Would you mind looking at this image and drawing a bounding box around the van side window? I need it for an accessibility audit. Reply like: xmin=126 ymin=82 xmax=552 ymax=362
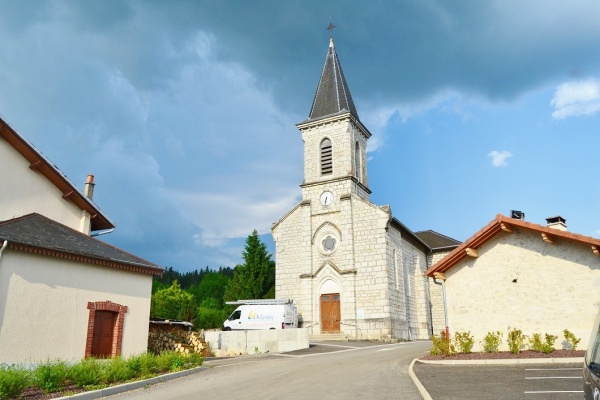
xmin=229 ymin=310 xmax=241 ymax=321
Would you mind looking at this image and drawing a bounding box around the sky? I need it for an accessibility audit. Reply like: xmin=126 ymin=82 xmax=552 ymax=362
xmin=1 ymin=1 xmax=599 ymax=272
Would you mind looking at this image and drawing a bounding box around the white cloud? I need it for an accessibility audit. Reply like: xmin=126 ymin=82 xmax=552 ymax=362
xmin=551 ymin=79 xmax=600 ymax=119
xmin=488 ymin=150 xmax=512 ymax=167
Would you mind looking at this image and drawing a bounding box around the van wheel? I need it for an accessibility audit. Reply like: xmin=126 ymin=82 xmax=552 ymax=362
xmin=222 ymin=327 xmax=231 ymax=331
xmin=270 ymin=328 xmax=276 ymax=330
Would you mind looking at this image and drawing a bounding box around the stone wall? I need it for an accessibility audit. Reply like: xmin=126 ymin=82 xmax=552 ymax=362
xmin=444 ymin=227 xmax=600 ymax=351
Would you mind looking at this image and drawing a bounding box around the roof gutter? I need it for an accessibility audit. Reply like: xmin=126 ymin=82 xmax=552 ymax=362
xmin=0 ymin=240 xmax=8 ymax=263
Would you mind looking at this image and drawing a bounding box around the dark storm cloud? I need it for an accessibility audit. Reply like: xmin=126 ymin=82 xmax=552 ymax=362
xmin=150 ymin=1 xmax=600 ymax=107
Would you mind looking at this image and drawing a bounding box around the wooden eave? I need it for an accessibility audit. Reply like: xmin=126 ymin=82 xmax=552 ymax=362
xmin=425 ymin=214 xmax=600 ymax=277
xmin=0 ymin=119 xmax=113 ymax=231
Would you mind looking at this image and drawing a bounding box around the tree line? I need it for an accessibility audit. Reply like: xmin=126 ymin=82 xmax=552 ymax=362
xmin=150 ymin=230 xmax=275 ymax=329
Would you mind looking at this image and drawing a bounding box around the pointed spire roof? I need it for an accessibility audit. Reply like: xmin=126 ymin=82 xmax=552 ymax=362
xmin=308 ymin=38 xmax=359 ymax=121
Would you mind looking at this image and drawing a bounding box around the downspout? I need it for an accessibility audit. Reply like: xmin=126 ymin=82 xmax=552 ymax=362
xmin=0 ymin=240 xmax=8 ymax=336
xmin=0 ymin=240 xmax=7 ymax=262
xmin=426 ymin=249 xmax=433 ymax=338
xmin=432 ymin=274 xmax=449 ymax=343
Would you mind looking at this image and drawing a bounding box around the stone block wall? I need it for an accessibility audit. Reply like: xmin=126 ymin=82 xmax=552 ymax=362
xmin=445 ymin=228 xmax=600 ymax=351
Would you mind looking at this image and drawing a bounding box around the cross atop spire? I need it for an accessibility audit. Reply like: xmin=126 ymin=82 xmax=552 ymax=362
xmin=326 ymin=19 xmax=335 ymax=39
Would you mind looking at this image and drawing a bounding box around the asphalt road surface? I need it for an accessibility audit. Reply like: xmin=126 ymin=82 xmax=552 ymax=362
xmin=106 ymin=340 xmax=430 ymax=400
xmin=414 ymin=361 xmax=584 ymax=400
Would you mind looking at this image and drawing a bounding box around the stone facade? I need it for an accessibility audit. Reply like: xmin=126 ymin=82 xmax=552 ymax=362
xmin=435 ymin=224 xmax=600 ymax=351
xmin=272 ymin=38 xmax=458 ymax=341
xmin=273 ymin=112 xmax=433 ymax=340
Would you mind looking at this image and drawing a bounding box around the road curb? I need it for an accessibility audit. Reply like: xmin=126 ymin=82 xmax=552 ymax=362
xmin=56 ymin=366 xmax=206 ymax=400
xmin=416 ymin=356 xmax=583 ymax=365
xmin=409 ymin=358 xmax=433 ymax=400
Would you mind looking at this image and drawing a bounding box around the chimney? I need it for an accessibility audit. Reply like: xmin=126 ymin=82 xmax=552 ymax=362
xmin=84 ymin=174 xmax=95 ymax=200
xmin=510 ymin=210 xmax=525 ymax=220
xmin=545 ymin=216 xmax=567 ymax=231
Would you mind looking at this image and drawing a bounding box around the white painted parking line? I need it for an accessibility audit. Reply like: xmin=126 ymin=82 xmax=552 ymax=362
xmin=525 ymin=368 xmax=581 ymax=371
xmin=524 ymin=391 xmax=583 ymax=394
xmin=311 ymin=343 xmax=360 ymax=349
xmin=525 ymin=376 xmax=581 ymax=379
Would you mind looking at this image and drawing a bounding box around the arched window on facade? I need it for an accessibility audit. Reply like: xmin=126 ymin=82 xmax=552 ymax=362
xmin=321 ymin=138 xmax=333 ymax=175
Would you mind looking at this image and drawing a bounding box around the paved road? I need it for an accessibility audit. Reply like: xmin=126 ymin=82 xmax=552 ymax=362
xmin=414 ymin=361 xmax=584 ymax=400
xmin=107 ymin=341 xmax=430 ymax=400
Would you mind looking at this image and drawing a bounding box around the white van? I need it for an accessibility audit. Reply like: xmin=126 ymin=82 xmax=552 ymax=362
xmin=222 ymin=299 xmax=297 ymax=331
xmin=584 ymin=307 xmax=600 ymax=399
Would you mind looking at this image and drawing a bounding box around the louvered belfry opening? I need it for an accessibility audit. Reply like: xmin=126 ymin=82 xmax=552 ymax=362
xmin=321 ymin=138 xmax=333 ymax=175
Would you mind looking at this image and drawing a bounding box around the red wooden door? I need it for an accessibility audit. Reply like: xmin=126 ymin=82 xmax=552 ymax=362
xmin=91 ymin=311 xmax=116 ymax=358
xmin=320 ymin=293 xmax=341 ymax=333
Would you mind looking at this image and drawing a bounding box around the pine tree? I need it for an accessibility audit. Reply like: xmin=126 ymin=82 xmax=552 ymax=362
xmin=224 ymin=230 xmax=275 ymax=301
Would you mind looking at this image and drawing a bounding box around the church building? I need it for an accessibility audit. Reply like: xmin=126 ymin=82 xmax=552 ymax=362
xmin=272 ymin=36 xmax=460 ymax=340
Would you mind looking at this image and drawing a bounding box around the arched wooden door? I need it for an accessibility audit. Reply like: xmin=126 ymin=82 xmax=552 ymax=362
xmin=320 ymin=293 xmax=340 ymax=333
xmin=91 ymin=310 xmax=116 ymax=358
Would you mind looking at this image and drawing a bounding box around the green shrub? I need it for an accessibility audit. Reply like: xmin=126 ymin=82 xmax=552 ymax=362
xmin=125 ymin=355 xmax=143 ymax=379
xmin=33 ymin=360 xmax=68 ymax=393
xmin=139 ymin=353 xmax=160 ymax=376
xmin=104 ymin=357 xmax=133 ymax=384
xmin=563 ymin=329 xmax=581 ymax=350
xmin=530 ymin=333 xmax=557 ymax=354
xmin=154 ymin=351 xmax=181 ymax=372
xmin=507 ymin=327 xmax=527 ymax=355
xmin=0 ymin=365 xmax=30 ymax=400
xmin=530 ymin=333 xmax=543 ymax=352
xmin=184 ymin=352 xmax=204 ymax=368
xmin=430 ymin=331 xmax=455 ymax=357
xmin=68 ymin=358 xmax=105 ymax=388
xmin=482 ymin=331 xmax=503 ymax=353
xmin=454 ymin=331 xmax=475 ymax=354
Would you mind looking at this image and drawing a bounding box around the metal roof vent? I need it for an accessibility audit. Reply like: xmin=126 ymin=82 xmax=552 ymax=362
xmin=510 ymin=210 xmax=525 ymax=220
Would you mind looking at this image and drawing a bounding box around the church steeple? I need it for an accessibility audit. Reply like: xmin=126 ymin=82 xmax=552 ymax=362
xmin=297 ymin=33 xmax=372 ymax=202
xmin=308 ymin=38 xmax=359 ymax=121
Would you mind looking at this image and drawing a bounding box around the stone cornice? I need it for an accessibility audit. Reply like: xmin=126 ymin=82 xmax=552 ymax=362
xmin=301 ymin=175 xmax=372 ymax=195
xmin=296 ymin=111 xmax=371 ymax=139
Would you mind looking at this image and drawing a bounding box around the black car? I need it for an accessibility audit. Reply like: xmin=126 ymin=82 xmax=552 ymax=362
xmin=584 ymin=309 xmax=600 ymax=400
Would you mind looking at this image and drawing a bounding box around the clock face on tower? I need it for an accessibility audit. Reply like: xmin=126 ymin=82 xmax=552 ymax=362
xmin=320 ymin=191 xmax=334 ymax=206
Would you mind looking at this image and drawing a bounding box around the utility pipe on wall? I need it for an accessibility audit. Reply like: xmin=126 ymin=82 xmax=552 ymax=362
xmin=432 ymin=273 xmax=449 ymax=341
xmin=0 ymin=240 xmax=8 ymax=262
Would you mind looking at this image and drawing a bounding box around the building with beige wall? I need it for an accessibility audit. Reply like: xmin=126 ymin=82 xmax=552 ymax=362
xmin=425 ymin=213 xmax=600 ymax=351
xmin=0 ymin=118 xmax=162 ymax=364
xmin=272 ymin=37 xmax=460 ymax=340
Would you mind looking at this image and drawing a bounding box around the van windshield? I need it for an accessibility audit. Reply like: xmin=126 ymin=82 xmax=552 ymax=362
xmin=229 ymin=310 xmax=241 ymax=321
